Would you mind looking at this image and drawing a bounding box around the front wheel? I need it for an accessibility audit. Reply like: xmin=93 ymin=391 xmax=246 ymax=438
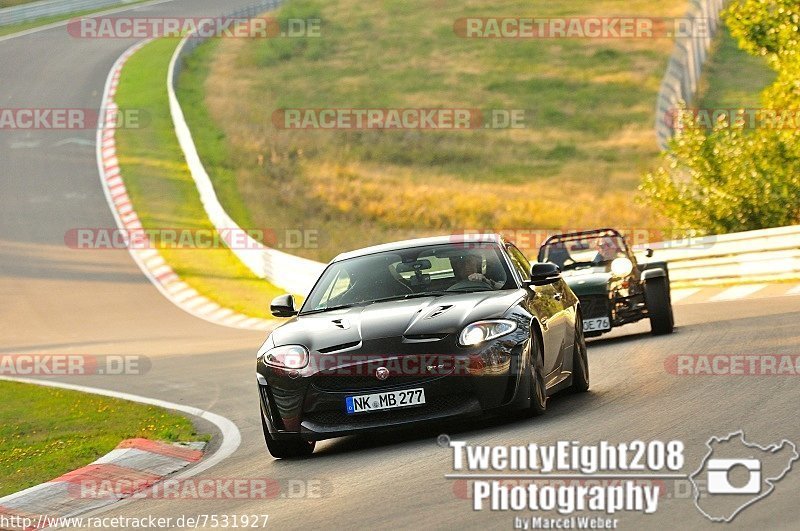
xmin=571 ymin=317 xmax=590 ymax=392
xmin=261 ymin=406 xmax=315 ymax=459
xmin=645 ymin=277 xmax=674 ymax=335
xmin=527 ymin=334 xmax=547 ymax=416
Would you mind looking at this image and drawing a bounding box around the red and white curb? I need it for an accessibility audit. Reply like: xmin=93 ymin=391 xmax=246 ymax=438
xmin=96 ymin=40 xmax=274 ymax=332
xmin=0 ymin=376 xmax=241 ymax=530
xmin=0 ymin=438 xmax=204 ymax=530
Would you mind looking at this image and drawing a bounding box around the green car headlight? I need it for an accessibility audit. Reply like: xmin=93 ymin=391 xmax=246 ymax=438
xmin=610 ymin=257 xmax=633 ymax=277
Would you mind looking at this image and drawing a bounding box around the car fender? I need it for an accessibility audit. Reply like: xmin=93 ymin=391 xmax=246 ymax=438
xmin=641 ymin=268 xmax=667 ymax=281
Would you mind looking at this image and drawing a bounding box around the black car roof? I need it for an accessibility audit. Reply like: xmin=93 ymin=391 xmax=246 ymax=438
xmin=332 ymin=234 xmax=506 ymax=262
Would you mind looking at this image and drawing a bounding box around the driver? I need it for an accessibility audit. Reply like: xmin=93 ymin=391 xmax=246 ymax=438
xmin=593 ymin=236 xmax=622 ymax=263
xmin=451 ymin=252 xmax=503 ymax=289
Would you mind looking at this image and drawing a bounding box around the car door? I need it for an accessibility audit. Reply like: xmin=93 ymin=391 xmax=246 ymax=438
xmin=504 ymin=243 xmax=567 ymax=376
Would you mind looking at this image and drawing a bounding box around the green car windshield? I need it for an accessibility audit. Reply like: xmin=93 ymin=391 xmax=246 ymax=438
xmin=540 ymin=233 xmax=628 ymax=271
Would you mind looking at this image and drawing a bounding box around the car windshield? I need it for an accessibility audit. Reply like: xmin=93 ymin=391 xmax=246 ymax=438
xmin=539 ymin=233 xmax=628 ymax=271
xmin=300 ymin=242 xmax=514 ymax=314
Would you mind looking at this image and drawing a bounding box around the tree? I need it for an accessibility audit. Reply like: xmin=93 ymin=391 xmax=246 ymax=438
xmin=640 ymin=0 xmax=800 ymax=234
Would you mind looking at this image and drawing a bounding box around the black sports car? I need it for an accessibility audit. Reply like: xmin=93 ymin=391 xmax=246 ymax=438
xmin=256 ymin=234 xmax=589 ymax=458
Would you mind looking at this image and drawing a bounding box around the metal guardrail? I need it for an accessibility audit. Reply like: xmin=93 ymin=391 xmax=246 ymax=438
xmin=167 ymin=0 xmax=798 ymax=293
xmin=654 ymin=0 xmax=726 ymax=149
xmin=635 ymin=225 xmax=800 ymax=285
xmin=170 ymin=0 xmax=282 ymax=75
xmin=0 ymin=0 xmax=132 ymax=26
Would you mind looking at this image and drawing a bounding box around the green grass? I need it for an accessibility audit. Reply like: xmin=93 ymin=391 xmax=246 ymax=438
xmin=0 ymin=1 xmax=150 ymax=37
xmin=697 ymin=25 xmax=775 ymax=109
xmin=0 ymin=381 xmax=200 ymax=497
xmin=114 ymin=38 xmax=285 ymax=318
xmin=179 ymin=0 xmax=691 ymax=260
xmin=178 ymin=39 xmax=255 ymax=231
xmin=0 ymin=0 xmax=43 ymax=6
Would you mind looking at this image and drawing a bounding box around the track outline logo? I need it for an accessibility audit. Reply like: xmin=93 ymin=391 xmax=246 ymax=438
xmin=689 ymin=430 xmax=799 ymax=522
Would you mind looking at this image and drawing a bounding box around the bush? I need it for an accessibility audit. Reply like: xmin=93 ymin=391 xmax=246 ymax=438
xmin=640 ymin=0 xmax=800 ymax=233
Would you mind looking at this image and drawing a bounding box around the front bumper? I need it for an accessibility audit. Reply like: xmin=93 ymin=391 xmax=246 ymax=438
xmin=257 ymin=334 xmax=529 ymax=441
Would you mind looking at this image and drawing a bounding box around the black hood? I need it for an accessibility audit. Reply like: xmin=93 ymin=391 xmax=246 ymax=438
xmin=271 ymin=290 xmax=525 ymax=352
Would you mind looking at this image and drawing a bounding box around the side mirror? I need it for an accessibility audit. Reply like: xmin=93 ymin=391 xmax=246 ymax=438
xmin=527 ymin=262 xmax=561 ymax=286
xmin=270 ymin=294 xmax=297 ymax=318
xmin=645 ymin=248 xmax=654 ymax=258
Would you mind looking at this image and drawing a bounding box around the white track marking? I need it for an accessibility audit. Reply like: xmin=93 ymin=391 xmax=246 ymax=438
xmin=709 ymin=284 xmax=769 ymax=302
xmin=785 ymin=284 xmax=800 ymax=296
xmin=670 ymin=288 xmax=701 ymax=304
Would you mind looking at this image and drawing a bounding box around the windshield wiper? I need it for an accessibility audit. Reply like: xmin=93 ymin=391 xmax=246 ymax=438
xmin=304 ymin=291 xmax=461 ymax=314
xmin=365 ymin=291 xmax=451 ymax=305
xmin=300 ymin=304 xmax=356 ymax=315
xmin=404 ymin=290 xmax=450 ymax=298
xmin=446 ymin=286 xmax=493 ymax=292
xmin=562 ymin=261 xmax=595 ymax=271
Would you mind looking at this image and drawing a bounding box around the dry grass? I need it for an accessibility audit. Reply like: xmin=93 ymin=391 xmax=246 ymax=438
xmin=181 ymin=0 xmax=690 ymax=259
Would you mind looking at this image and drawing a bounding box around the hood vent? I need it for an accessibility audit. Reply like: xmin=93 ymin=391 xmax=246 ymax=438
xmin=425 ymin=305 xmax=453 ymax=319
xmin=403 ymin=333 xmax=448 ymax=342
xmin=318 ymin=341 xmax=360 ymax=354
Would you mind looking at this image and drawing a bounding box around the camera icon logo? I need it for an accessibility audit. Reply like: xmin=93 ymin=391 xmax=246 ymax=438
xmin=706 ymin=458 xmax=761 ymax=494
xmin=690 ymin=431 xmax=799 ymax=522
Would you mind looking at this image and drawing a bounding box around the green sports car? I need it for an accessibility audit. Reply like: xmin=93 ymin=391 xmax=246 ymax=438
xmin=537 ymin=228 xmax=674 ymax=337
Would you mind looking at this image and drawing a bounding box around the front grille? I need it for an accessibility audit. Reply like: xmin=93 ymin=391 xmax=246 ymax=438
xmin=303 ymin=392 xmax=472 ymax=427
xmin=403 ymin=333 xmax=449 ymax=340
xmin=579 ymin=295 xmax=609 ymax=319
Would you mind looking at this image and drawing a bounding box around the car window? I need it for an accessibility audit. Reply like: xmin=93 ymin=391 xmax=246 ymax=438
xmin=327 ymin=270 xmax=351 ymax=302
xmin=393 ymin=254 xmax=453 ymax=281
xmin=300 ymin=242 xmax=515 ymax=313
xmin=540 ymin=232 xmax=629 ymax=270
xmin=505 ymin=244 xmax=530 ymax=281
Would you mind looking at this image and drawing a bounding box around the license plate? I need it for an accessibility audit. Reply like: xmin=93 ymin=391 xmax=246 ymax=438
xmin=583 ymin=317 xmax=611 ymax=332
xmin=346 ymin=388 xmax=425 ymax=414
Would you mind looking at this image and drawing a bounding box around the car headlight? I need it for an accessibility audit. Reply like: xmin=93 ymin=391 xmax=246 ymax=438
xmin=260 ymin=344 xmax=309 ymax=369
xmin=610 ymin=257 xmax=633 ymax=277
xmin=459 ymin=320 xmax=517 ymax=346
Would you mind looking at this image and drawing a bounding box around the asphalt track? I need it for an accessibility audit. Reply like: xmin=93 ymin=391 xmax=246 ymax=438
xmin=1 ymin=2 xmax=799 ymax=529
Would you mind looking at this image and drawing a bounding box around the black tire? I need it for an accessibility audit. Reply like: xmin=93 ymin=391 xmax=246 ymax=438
xmin=571 ymin=316 xmax=590 ymax=392
xmin=645 ymin=276 xmax=674 ymax=335
xmin=261 ymin=407 xmax=315 ymax=459
xmin=527 ymin=334 xmax=547 ymax=416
